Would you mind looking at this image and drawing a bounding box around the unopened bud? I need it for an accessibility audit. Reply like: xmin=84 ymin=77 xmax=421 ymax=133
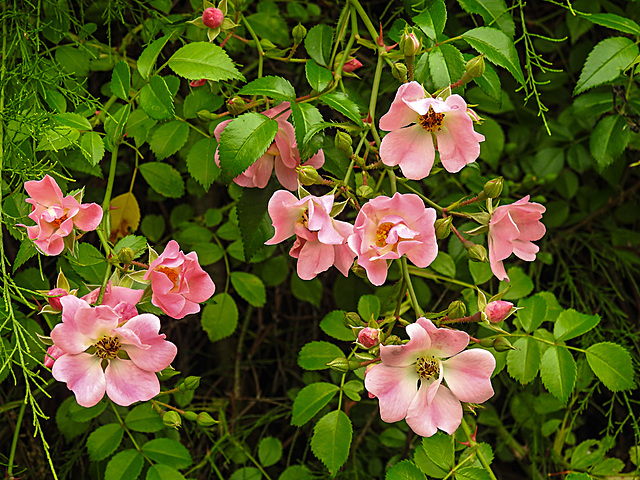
xmin=327 ymin=357 xmax=360 ymax=373
xmin=183 ymin=411 xmax=198 ymax=421
xmin=196 ymin=412 xmax=217 ymax=427
xmin=357 ymin=185 xmax=374 ymax=198
xmin=434 ymin=217 xmax=452 ymax=239
xmin=298 ymin=165 xmax=321 ymax=186
xmin=467 ymin=244 xmax=488 ymax=263
xmin=162 ymin=411 xmax=182 ymax=429
xmin=227 ymin=96 xmax=246 ymax=115
xmin=202 ymin=7 xmax=225 ymax=29
xmin=483 ymin=177 xmax=503 ymax=199
xmin=384 ymin=335 xmax=402 ymax=345
xmin=399 ymin=31 xmax=420 ymax=57
xmin=182 ymin=376 xmax=201 ymax=391
xmin=117 ymin=247 xmax=135 ymax=265
xmin=260 ymin=39 xmax=276 ymax=51
xmin=447 ymin=300 xmax=466 ymax=320
xmin=334 ymin=131 xmax=353 ymax=155
xmin=190 ymin=79 xmax=207 ymax=87
xmin=292 ymin=24 xmax=307 ymax=44
xmin=344 ymin=312 xmax=364 ymax=328
xmin=351 ymin=261 xmax=367 ymax=279
xmin=357 ymin=327 xmax=380 ymax=349
xmin=46 ymin=288 xmax=68 ymax=311
xmin=197 ymin=110 xmax=216 ymax=121
xmin=342 ymin=58 xmax=363 ymax=73
xmin=44 ymin=345 xmax=64 ymax=369
xmin=465 ymin=55 xmax=485 ymax=78
xmin=391 ymin=62 xmax=408 ymax=82
xmin=493 ymin=336 xmax=516 ymax=352
xmin=484 ymin=300 xmax=514 ymax=323
xmin=479 ymin=337 xmax=494 ymax=348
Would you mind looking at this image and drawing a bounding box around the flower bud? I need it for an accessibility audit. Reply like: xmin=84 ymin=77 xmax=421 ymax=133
xmin=182 ymin=376 xmax=201 ymax=391
xmin=483 ymin=177 xmax=504 ymax=199
xmin=384 ymin=335 xmax=402 ymax=345
xmin=202 ymin=7 xmax=225 ymax=29
xmin=447 ymin=300 xmax=466 ymax=320
xmin=399 ymin=32 xmax=420 ymax=57
xmin=351 ymin=261 xmax=367 ymax=279
xmin=479 ymin=337 xmax=494 ymax=348
xmin=162 ymin=411 xmax=182 ymax=429
xmin=484 ymin=300 xmax=514 ymax=323
xmin=292 ymin=23 xmax=307 ymax=44
xmin=467 ymin=244 xmax=488 ymax=263
xmin=391 ymin=62 xmax=408 ymax=82
xmin=356 ymin=185 xmax=374 ymax=198
xmin=260 ymin=39 xmax=276 ymax=51
xmin=190 ymin=79 xmax=207 ymax=87
xmin=344 ymin=311 xmax=364 ymax=328
xmin=183 ymin=411 xmax=198 ymax=421
xmin=343 ymin=58 xmax=363 ymax=73
xmin=434 ymin=217 xmax=452 ymax=240
xmin=46 ymin=288 xmax=68 ymax=311
xmin=227 ymin=96 xmax=246 ymax=116
xmin=197 ymin=110 xmax=216 ymax=121
xmin=334 ymin=130 xmax=353 ymax=156
xmin=465 ymin=54 xmax=485 ymax=78
xmin=357 ymin=327 xmax=380 ymax=349
xmin=196 ymin=412 xmax=217 ymax=427
xmin=117 ymin=247 xmax=135 ymax=265
xmin=327 ymin=357 xmax=351 ymax=373
xmin=298 ymin=165 xmax=321 ymax=186
xmin=44 ymin=345 xmax=64 ymax=368
xmin=492 ymin=336 xmax=516 ymax=352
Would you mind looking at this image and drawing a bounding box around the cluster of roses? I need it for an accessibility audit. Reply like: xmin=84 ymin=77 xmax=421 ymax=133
xmin=22 ymin=175 xmax=215 ymax=407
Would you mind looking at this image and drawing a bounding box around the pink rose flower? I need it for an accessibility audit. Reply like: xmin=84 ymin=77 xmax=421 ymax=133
xmin=488 ymin=195 xmax=546 ymax=282
xmin=265 ymin=190 xmax=355 ymax=280
xmin=365 ymin=318 xmax=495 ymax=437
xmin=379 ymin=82 xmax=485 ymax=180
xmin=22 ymin=175 xmax=103 ymax=256
xmin=347 ymin=192 xmax=438 ymax=286
xmin=143 ymin=240 xmax=215 ymax=319
xmin=50 ymin=296 xmax=177 ymax=407
xmin=484 ymin=300 xmax=514 ymax=323
xmin=215 ymin=102 xmax=325 ymax=190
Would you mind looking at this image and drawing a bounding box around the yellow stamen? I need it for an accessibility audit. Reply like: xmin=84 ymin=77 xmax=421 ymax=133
xmin=416 ymin=356 xmax=439 ymax=380
xmin=417 ymin=106 xmax=445 ymax=132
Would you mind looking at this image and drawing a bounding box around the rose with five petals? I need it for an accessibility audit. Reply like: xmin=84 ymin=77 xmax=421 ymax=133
xmin=144 ymin=240 xmax=215 ymax=319
xmin=347 ymin=192 xmax=438 ymax=286
xmin=365 ymin=317 xmax=495 ymax=437
xmin=379 ymin=82 xmax=484 ymax=180
xmin=22 ymin=175 xmax=103 ymax=256
xmin=488 ymin=195 xmax=546 ymax=282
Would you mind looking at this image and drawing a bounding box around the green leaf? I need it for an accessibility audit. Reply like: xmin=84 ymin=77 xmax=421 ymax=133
xmin=183 ymin=89 xmax=223 ymax=119
xmin=105 ymin=449 xmax=144 ymax=480
xmin=111 ymin=61 xmax=131 ymax=100
xmin=571 ymin=440 xmax=602 ymax=470
xmin=553 ymin=309 xmax=600 ymax=341
xmin=457 ymin=0 xmax=515 ymax=37
xmin=291 ymin=273 xmax=322 ymax=307
xmin=311 ymin=410 xmax=352 ymax=474
xmin=229 ymin=467 xmax=261 ymax=480
xmin=150 ymin=121 xmax=190 ymax=160
xmin=201 ymin=293 xmax=239 ymax=342
xmin=231 ymin=272 xmax=266 ymax=307
xmin=358 ymin=295 xmax=380 ymax=322
xmin=430 ymin=251 xmax=456 ymax=277
xmin=55 ymin=45 xmax=90 ymax=76
xmin=186 ymin=137 xmax=220 ymax=192
xmin=472 ymin=60 xmax=501 ymax=102
xmin=86 ymin=423 xmax=123 ymax=461
xmin=141 ymin=438 xmax=192 ymax=469
xmin=138 ymin=34 xmax=172 ymax=80
xmin=590 ymin=457 xmax=625 ymax=476
xmin=298 ymin=341 xmax=344 ymax=370
xmin=462 ymin=27 xmax=524 ymax=85
xmin=499 ymin=267 xmax=534 ymax=300
xmin=80 ymin=132 xmax=105 ymax=166
xmin=126 ymin=108 xmax=157 ymax=146
xmin=589 ymin=115 xmax=631 ymax=169
xmin=320 ymin=92 xmax=363 ymax=126
xmin=125 ymin=403 xmax=164 ymax=433
xmin=37 ymin=126 xmax=80 ymax=151
xmin=192 ymin=243 xmax=224 ymax=266
xmin=56 ymin=397 xmax=89 ymax=441
xmin=67 ymin=398 xmax=107 ymax=422
xmin=146 ymin=464 xmax=187 ymax=480
xmin=585 ymin=342 xmax=636 ymax=391
xmin=292 ymin=382 xmax=340 ymax=426
xmin=289 ymin=102 xmax=324 ymax=160
xmin=429 ymin=44 xmax=465 ymax=91
xmin=413 ymin=2 xmax=447 ymax=40
xmin=70 ymin=243 xmax=108 ymax=284
xmin=476 ymin=114 xmax=504 ymax=168
xmin=305 ymin=59 xmax=333 ymax=92
xmin=468 ymin=260 xmax=493 ymax=285
xmin=517 ymin=294 xmax=547 ymax=333
xmin=54 ymin=112 xmax=92 ymax=130
xmin=455 ymin=467 xmax=492 ymax=480
xmin=420 ymin=433 xmax=455 ymax=472
xmin=305 ymin=24 xmax=334 ymax=67
xmin=239 ymin=76 xmax=295 ymax=100
xmin=13 ymin=241 xmax=37 ymax=273
xmin=140 ymin=76 xmax=175 ymax=121
xmin=168 ymin=42 xmax=244 ymax=82
xmin=258 ymin=437 xmax=282 ymax=467
xmin=575 ymin=37 xmax=639 ymax=95
xmin=540 ymin=345 xmax=576 ymax=404
xmin=236 ymin=179 xmax=278 ymax=261
xmin=104 ymin=104 xmax=131 ymax=150
xmin=580 ymin=12 xmax=640 ymax=37
xmin=320 ymin=310 xmax=354 ymax=341
xmin=386 ymin=459 xmax=426 ymax=480
xmin=507 ymin=336 xmax=540 ymax=384
xmin=278 ymin=465 xmax=312 ymax=480
xmin=218 ymin=112 xmax=279 ymax=183
xmin=139 ymin=162 xmax=185 ymax=198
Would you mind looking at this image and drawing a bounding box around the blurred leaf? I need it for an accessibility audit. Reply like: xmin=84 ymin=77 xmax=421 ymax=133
xmin=574 ymin=37 xmax=638 ymax=95
xmin=168 ymin=42 xmax=244 ymax=81
xmin=111 ymin=61 xmax=131 ymax=100
xmin=236 ymin=179 xmax=278 ymax=261
xmin=579 ymin=12 xmax=640 ymax=35
xmin=589 ymin=115 xmax=630 ymax=169
xmin=201 ymin=293 xmax=239 ymax=343
xmin=462 ymin=27 xmax=524 ymax=85
xmin=291 ymin=273 xmax=322 ymax=307
xmin=298 ymin=341 xmax=344 ymax=370
xmin=146 ymin=464 xmax=187 ymax=480
xmin=258 ymin=437 xmax=282 ymax=467
xmin=139 ymin=162 xmax=185 ymax=198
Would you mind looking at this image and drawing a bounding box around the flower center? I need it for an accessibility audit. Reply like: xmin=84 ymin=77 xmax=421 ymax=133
xmin=416 ymin=356 xmax=440 ymax=380
xmin=51 ymin=214 xmax=69 ymax=229
xmin=94 ymin=335 xmax=121 ymax=359
xmin=299 ymin=208 xmax=309 ymax=228
xmin=376 ymin=222 xmax=394 ymax=247
xmin=157 ymin=266 xmax=180 ymax=288
xmin=418 ymin=106 xmax=444 ymax=132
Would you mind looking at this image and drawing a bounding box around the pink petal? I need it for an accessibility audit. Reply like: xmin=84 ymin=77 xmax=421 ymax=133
xmin=181 ymin=254 xmax=215 ymax=303
xmin=118 ymin=314 xmax=177 ymax=371
xmin=442 ymin=349 xmax=496 ymax=403
xmin=489 ymin=256 xmax=509 ymax=282
xmin=512 ymin=239 xmax=539 ymax=261
xmin=265 ymin=190 xmax=304 ymax=244
xmin=296 ymin=239 xmax=335 ymax=280
xmin=24 ymin=175 xmax=64 ymax=207
xmin=380 ymin=321 xmax=432 ymax=367
xmin=379 ymin=82 xmax=426 ymax=131
xmin=417 ymin=318 xmax=469 ymax=358
xmin=104 ymin=359 xmax=160 ymax=406
xmin=364 ymin=363 xmax=418 ymax=423
xmin=52 ymin=353 xmax=106 ymax=407
xmin=73 ymin=203 xmax=103 ymax=231
xmin=380 ymin=125 xmax=436 ymax=180
xmin=273 ymin=155 xmax=299 ymax=190
xmin=406 ymin=383 xmax=463 ymax=436
xmin=235 ymin=155 xmax=274 ymax=188
xmin=435 ymin=96 xmax=484 ymax=173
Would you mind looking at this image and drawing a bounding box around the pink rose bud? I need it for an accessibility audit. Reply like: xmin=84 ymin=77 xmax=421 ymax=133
xmin=46 ymin=288 xmax=68 ymax=311
xmin=484 ymin=300 xmax=514 ymax=323
xmin=357 ymin=327 xmax=380 ymax=349
xmin=343 ymin=58 xmax=363 ymax=73
xmin=189 ymin=79 xmax=207 ymax=87
xmin=44 ymin=345 xmax=64 ymax=369
xmin=400 ymin=32 xmax=420 ymax=57
xmin=202 ymin=7 xmax=224 ymax=29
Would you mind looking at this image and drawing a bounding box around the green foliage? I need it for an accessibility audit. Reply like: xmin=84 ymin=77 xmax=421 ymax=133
xmin=310 ymin=410 xmax=352 ymax=474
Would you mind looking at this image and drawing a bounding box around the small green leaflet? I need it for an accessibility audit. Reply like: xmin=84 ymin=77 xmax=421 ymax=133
xmin=413 ymin=1 xmax=447 ymax=41
xmin=140 ymin=76 xmax=174 ymax=121
xmin=168 ymin=42 xmax=245 ymax=82
xmin=230 ymin=272 xmax=266 ymax=307
xmin=579 ymin=12 xmax=640 ymax=36
xmin=506 ymin=336 xmax=540 ymax=384
xmin=138 ymin=34 xmax=172 ymax=80
xmin=80 ymin=132 xmax=105 ymax=166
xmin=141 ymin=438 xmax=193 ymax=469
xmin=111 ymin=61 xmax=130 ymax=100
xmin=589 ymin=115 xmax=630 ymax=169
xmin=291 ymin=383 xmax=340 ymax=426
xmin=150 ymin=121 xmax=190 ymax=160
xmin=258 ymin=437 xmax=283 ymax=467
xmin=289 ymin=101 xmax=324 ymax=160
xmin=574 ymin=37 xmax=639 ymax=95
xmin=540 ymin=345 xmax=576 ymax=404
xmin=457 ymin=0 xmax=515 ymax=37
xmin=54 ymin=112 xmax=91 ymax=130
xmin=139 ymin=162 xmax=185 ymax=198
xmin=305 ymin=59 xmax=333 ymax=92
xmin=462 ymin=27 xmax=524 ymax=85
xmin=298 ymin=341 xmax=344 ymax=370
xmin=385 ymin=459 xmax=426 ymax=480
xmin=320 ymin=92 xmax=363 ymax=126
xmin=238 ymin=76 xmax=295 ymax=100
xmin=585 ymin=342 xmax=636 ymax=391
xmin=311 ymin=410 xmax=352 ymax=475
xmin=86 ymin=423 xmax=123 ymax=461
xmin=553 ymin=309 xmax=600 ymax=341
xmin=186 ymin=137 xmax=219 ymax=191
xmin=201 ymin=293 xmax=239 ymax=343
xmin=305 ymin=24 xmax=334 ymax=67
xmin=104 ymin=449 xmax=144 ymax=480
xmin=236 ymin=179 xmax=278 ymax=261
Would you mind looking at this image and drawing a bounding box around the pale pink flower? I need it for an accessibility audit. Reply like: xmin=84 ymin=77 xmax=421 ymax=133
xmin=22 ymin=175 xmax=103 ymax=256
xmin=484 ymin=300 xmax=514 ymax=323
xmin=265 ymin=190 xmax=354 ymax=279
xmin=347 ymin=193 xmax=438 ymax=286
xmin=50 ymin=295 xmax=177 ymax=407
xmin=488 ymin=196 xmax=546 ymax=282
xmin=379 ymin=82 xmax=485 ymax=180
xmin=365 ymin=318 xmax=495 ymax=437
xmin=215 ymin=102 xmax=325 ymax=190
xmin=143 ymin=240 xmax=215 ymax=319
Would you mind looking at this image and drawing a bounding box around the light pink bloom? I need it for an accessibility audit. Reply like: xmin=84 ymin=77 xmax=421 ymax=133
xmin=488 ymin=196 xmax=546 ymax=282
xmin=379 ymin=82 xmax=485 ymax=180
xmin=365 ymin=318 xmax=495 ymax=437
xmin=143 ymin=240 xmax=215 ymax=319
xmin=265 ymin=190 xmax=354 ymax=280
xmin=50 ymin=295 xmax=177 ymax=407
xmin=484 ymin=300 xmax=514 ymax=323
xmin=357 ymin=327 xmax=380 ymax=349
xmin=22 ymin=175 xmax=103 ymax=256
xmin=343 ymin=58 xmax=363 ymax=73
xmin=214 ymin=102 xmax=325 ymax=190
xmin=347 ymin=192 xmax=438 ymax=286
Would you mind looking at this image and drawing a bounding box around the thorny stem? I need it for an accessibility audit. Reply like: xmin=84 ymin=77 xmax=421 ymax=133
xmin=460 ymin=417 xmax=498 ymax=480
